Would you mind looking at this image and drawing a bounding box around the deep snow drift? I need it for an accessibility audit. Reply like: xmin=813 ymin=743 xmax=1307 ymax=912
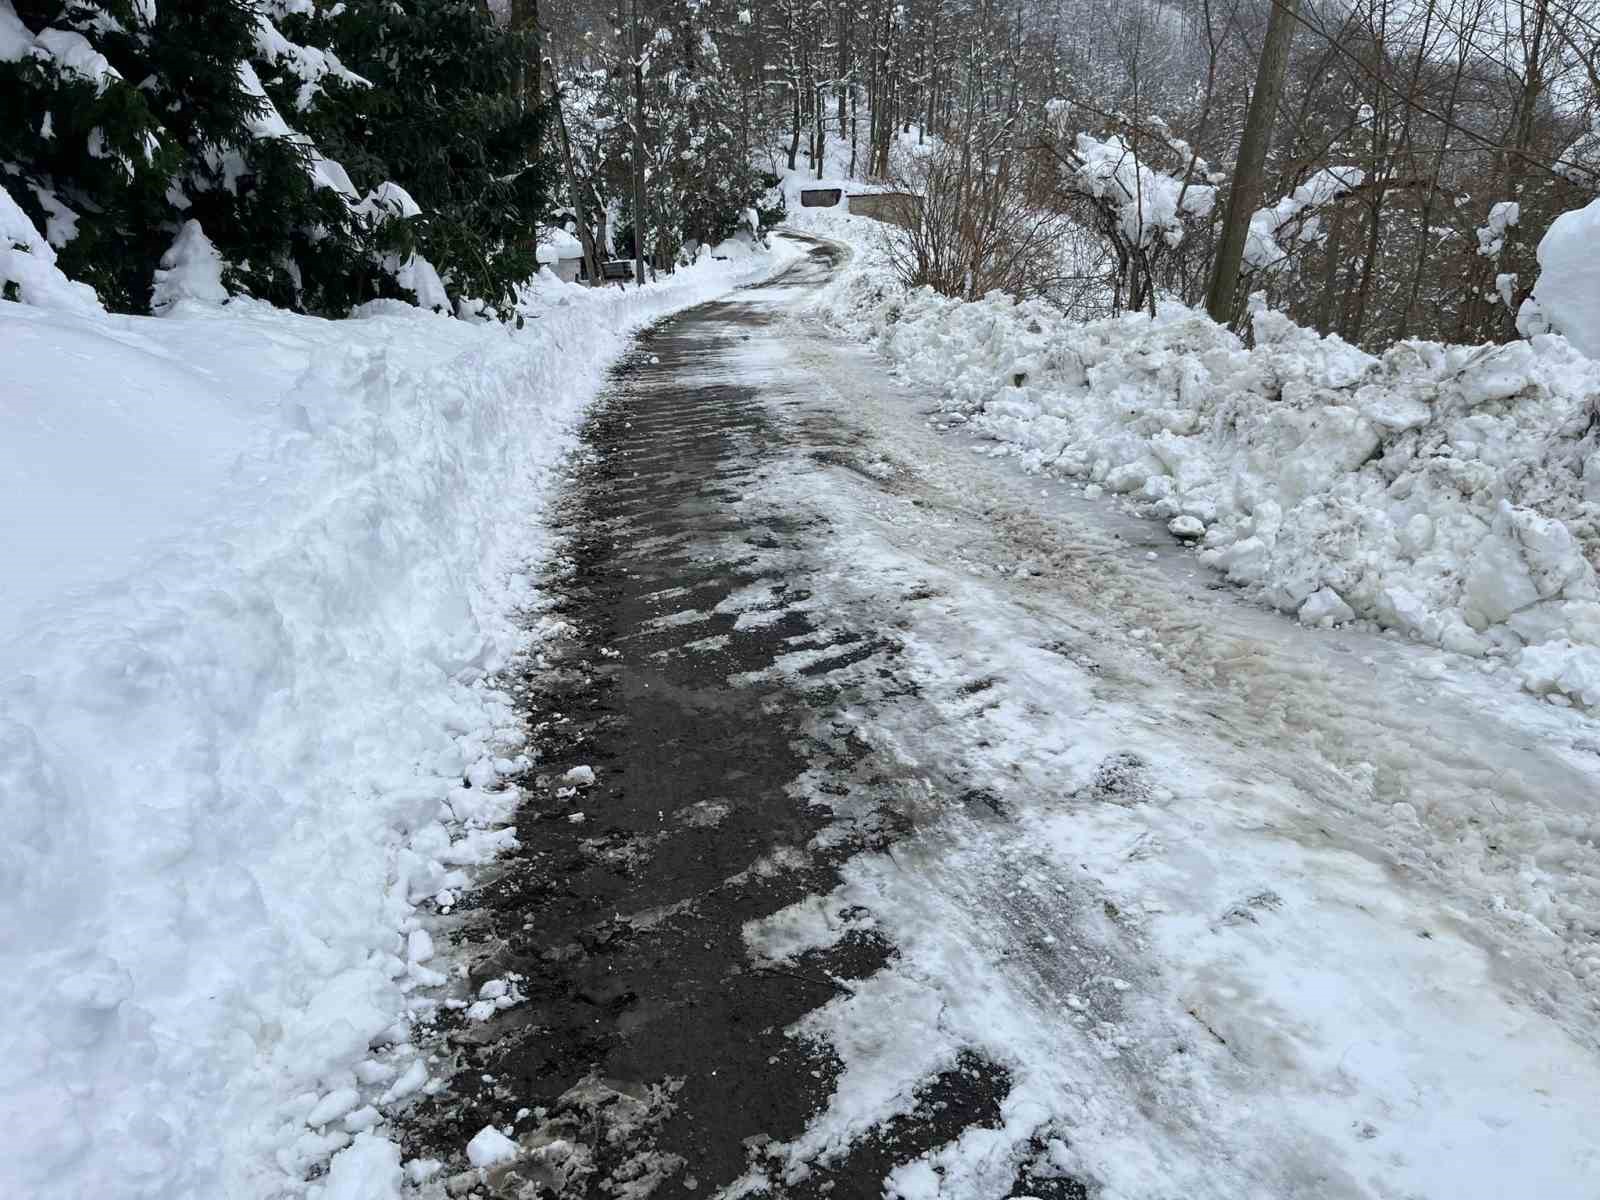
xmin=0 ymin=192 xmax=798 ymax=1200
xmin=807 ymin=232 xmax=1600 ymax=709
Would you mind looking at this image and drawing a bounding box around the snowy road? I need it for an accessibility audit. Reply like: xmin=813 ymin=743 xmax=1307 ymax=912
xmin=408 ymin=238 xmax=1600 ymax=1199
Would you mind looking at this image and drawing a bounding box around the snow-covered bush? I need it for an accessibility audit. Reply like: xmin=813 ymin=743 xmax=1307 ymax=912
xmin=879 ymin=134 xmax=1089 ymax=305
xmin=150 ymin=219 xmax=229 ymax=314
xmin=1040 ymin=101 xmax=1217 ymax=315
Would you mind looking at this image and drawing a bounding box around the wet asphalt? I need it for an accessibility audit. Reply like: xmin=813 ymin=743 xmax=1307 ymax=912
xmin=401 ymin=242 xmax=1086 ymax=1199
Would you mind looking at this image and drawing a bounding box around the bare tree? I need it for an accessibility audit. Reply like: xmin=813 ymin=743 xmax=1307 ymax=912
xmin=1206 ymin=0 xmax=1301 ymax=324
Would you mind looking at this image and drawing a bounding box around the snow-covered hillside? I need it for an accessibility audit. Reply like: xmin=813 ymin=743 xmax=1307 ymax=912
xmin=810 ymin=234 xmax=1600 ymax=709
xmin=0 ymin=193 xmax=798 ymax=1200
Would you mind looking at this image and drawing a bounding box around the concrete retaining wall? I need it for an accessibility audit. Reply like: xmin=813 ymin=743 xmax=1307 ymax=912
xmin=847 ymin=192 xmax=921 ymax=229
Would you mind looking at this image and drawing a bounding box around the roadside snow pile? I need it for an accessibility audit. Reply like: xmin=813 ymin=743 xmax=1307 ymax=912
xmin=1525 ymin=194 xmax=1600 ymax=359
xmin=0 ymin=182 xmax=101 ymax=313
xmin=815 ymin=271 xmax=1600 ymax=706
xmin=0 ymin=190 xmax=797 ymax=1200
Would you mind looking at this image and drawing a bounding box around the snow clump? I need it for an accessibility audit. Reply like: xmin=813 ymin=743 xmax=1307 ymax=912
xmin=1526 ymin=194 xmax=1600 ymax=359
xmin=465 ymin=1125 xmax=519 ymax=1168
xmin=151 ymin=219 xmax=230 ymax=314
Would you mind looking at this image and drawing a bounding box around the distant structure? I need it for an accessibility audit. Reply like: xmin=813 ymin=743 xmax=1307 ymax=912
xmin=847 ymin=192 xmax=920 ymax=229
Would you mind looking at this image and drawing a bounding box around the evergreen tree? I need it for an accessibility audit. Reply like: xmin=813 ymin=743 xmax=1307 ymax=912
xmin=277 ymin=0 xmax=551 ymax=311
xmin=654 ymin=0 xmax=770 ymax=256
xmin=1 ymin=0 xmax=179 ymax=309
xmin=1 ymin=0 xmax=380 ymax=311
xmin=3 ymin=0 xmax=551 ymax=316
xmin=550 ymin=0 xmax=774 ymax=270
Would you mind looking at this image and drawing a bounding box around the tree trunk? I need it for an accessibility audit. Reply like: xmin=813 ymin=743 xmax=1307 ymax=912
xmin=849 ymin=82 xmax=858 ymax=176
xmin=816 ymin=81 xmax=826 ymax=178
xmin=788 ymin=82 xmax=801 ymax=169
xmin=545 ymin=69 xmax=602 ymax=284
xmin=630 ymin=0 xmax=646 ymax=285
xmin=510 ymin=0 xmax=540 ymax=114
xmin=1347 ymin=194 xmax=1384 ymax=345
xmin=1316 ymin=205 xmax=1345 ymax=335
xmin=837 ymin=3 xmax=849 ymax=134
xmin=1204 ymin=0 xmax=1299 ymax=325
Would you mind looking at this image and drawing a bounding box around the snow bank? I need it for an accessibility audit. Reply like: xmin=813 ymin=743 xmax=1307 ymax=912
xmin=0 ymin=183 xmax=102 ymax=313
xmin=0 ymin=241 xmax=798 ymax=1200
xmin=1529 ymin=195 xmax=1600 ymax=359
xmin=813 ymin=258 xmax=1600 ymax=706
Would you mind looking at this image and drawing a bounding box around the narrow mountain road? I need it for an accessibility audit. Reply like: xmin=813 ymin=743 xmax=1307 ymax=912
xmin=403 ymin=241 xmax=1034 ymax=1198
xmin=402 ymin=238 xmax=1600 ymax=1200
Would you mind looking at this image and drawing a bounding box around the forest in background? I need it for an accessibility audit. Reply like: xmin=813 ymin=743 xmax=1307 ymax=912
xmin=538 ymin=0 xmax=1600 ymax=346
xmin=4 ymin=0 xmax=1598 ymax=351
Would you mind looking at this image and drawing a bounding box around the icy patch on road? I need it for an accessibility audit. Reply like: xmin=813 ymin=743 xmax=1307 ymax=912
xmin=745 ymin=894 xmax=877 ymax=966
xmin=719 ymin=307 xmax=1600 ymax=1196
xmin=745 ymin=500 xmax=1600 ymax=1198
xmin=811 ymin=253 xmax=1600 ymax=709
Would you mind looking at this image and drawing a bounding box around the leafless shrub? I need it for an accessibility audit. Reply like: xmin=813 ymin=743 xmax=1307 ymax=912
xmin=878 ymin=135 xmax=1108 ymax=310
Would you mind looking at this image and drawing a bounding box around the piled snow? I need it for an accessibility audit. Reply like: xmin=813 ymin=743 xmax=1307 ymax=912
xmin=0 ymin=183 xmax=101 ymax=313
xmin=1529 ymin=195 xmax=1600 ymax=359
xmin=0 ymin=238 xmax=798 ymax=1200
xmin=464 ymin=1125 xmax=518 ymax=1168
xmin=711 ymin=227 xmax=767 ymax=258
xmin=813 ymin=261 xmax=1600 ymax=706
xmin=317 ymin=1135 xmax=401 ymax=1200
